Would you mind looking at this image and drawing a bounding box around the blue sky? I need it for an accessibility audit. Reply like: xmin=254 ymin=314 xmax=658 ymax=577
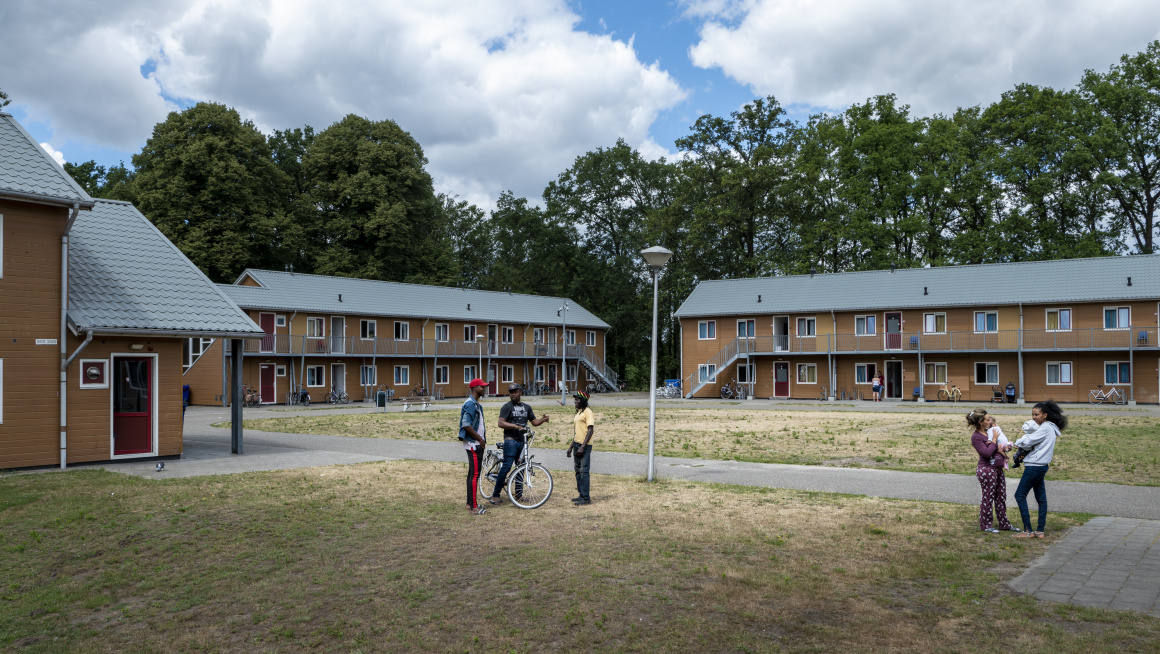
xmin=3 ymin=0 xmax=1158 ymax=207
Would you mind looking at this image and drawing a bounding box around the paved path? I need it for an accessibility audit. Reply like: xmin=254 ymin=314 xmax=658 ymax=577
xmin=1009 ymin=517 xmax=1160 ymax=617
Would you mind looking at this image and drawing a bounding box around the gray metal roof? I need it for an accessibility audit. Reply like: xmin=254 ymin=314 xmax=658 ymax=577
xmin=221 ymin=269 xmax=611 ymax=329
xmin=68 ymin=200 xmax=263 ymax=337
xmin=675 ymin=255 xmax=1160 ymax=318
xmin=0 ymin=112 xmax=94 ymax=207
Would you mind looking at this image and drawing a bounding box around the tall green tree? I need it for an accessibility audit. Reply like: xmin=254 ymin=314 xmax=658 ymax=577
xmin=1081 ymin=40 xmax=1160 ymax=254
xmin=302 ymin=114 xmax=455 ymax=284
xmin=132 ymin=102 xmax=291 ymax=282
xmin=62 ymin=160 xmax=136 ymax=202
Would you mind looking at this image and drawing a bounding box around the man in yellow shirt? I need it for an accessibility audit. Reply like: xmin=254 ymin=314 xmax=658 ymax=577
xmin=571 ymin=391 xmax=595 ymax=505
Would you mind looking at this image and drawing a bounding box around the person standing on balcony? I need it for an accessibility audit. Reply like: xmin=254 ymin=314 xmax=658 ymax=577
xmin=459 ymin=378 xmax=490 ymax=515
xmin=489 ymin=383 xmax=550 ymax=505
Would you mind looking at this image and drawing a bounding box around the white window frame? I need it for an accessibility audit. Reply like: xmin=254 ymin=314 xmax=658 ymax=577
xmin=565 ymin=329 xmax=576 ymax=345
xmin=586 ymin=330 xmax=596 ymax=347
xmin=854 ymin=363 xmax=877 ymax=384
xmin=361 ymin=319 xmax=376 ymax=340
xmin=306 ymin=365 xmax=325 ymax=387
xmin=394 ymin=365 xmax=409 ymax=385
xmin=79 ymin=358 xmax=110 ymax=389
xmin=434 ymin=365 xmax=449 ymax=385
xmin=1104 ymin=306 xmax=1131 ymax=331
xmin=276 ymin=365 xmax=287 ymax=377
xmin=435 ymin=323 xmax=449 ymax=342
xmin=796 ymin=317 xmax=816 ymax=336
xmin=306 ymin=317 xmax=324 ymax=339
xmin=534 ymin=328 xmax=545 ymax=343
xmin=360 ymin=365 xmax=376 ymax=386
xmin=275 ymin=315 xmax=286 ymax=327
xmin=923 ymin=313 xmax=947 ymax=334
xmin=737 ymin=362 xmax=755 ymax=384
xmin=1046 ymin=361 xmax=1072 ymax=385
xmin=855 ymin=315 xmax=876 ymax=335
xmin=464 ymin=325 xmax=477 ymax=342
xmin=1104 ymin=361 xmax=1131 ymax=385
xmin=923 ymin=362 xmax=947 ymax=385
xmin=394 ymin=321 xmax=409 ymax=341
xmin=698 ymin=320 xmax=716 ymax=340
xmin=463 ymin=365 xmax=478 ymax=383
xmin=796 ymin=363 xmax=817 ymax=384
xmin=973 ymin=362 xmax=999 ymax=385
xmin=183 ymin=337 xmax=214 ymax=373
xmin=535 ymin=365 xmax=545 ymax=382
xmin=566 ymin=365 xmax=577 ymax=382
xmin=698 ymin=363 xmax=717 ymax=382
xmin=501 ymin=365 xmax=514 ymax=383
xmin=1045 ymin=308 xmax=1072 ymax=332
xmin=973 ymin=311 xmax=998 ymax=334
xmin=501 ymin=326 xmax=514 ymax=344
xmin=737 ymin=319 xmax=756 ymax=339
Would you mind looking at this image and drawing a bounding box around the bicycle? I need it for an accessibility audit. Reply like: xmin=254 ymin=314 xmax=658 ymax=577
xmin=286 ymin=385 xmax=311 ymax=406
xmin=819 ymin=386 xmax=828 ymax=401
xmin=937 ymin=381 xmax=962 ymax=403
xmin=243 ymin=384 xmax=261 ymax=408
xmin=478 ymin=428 xmax=553 ymax=509
xmin=1088 ymin=385 xmax=1126 ymax=405
xmin=325 ymin=386 xmax=350 ymax=404
xmin=410 ymin=384 xmax=428 ymax=397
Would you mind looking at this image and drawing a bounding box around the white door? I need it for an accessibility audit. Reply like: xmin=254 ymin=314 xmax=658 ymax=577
xmin=331 ymin=363 xmax=345 ymax=393
xmin=331 ymin=317 xmax=345 ymax=354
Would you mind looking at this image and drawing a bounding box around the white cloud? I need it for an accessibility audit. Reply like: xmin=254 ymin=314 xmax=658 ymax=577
xmin=38 ymin=142 xmax=66 ymax=166
xmin=685 ymin=0 xmax=1160 ymax=116
xmin=0 ymin=0 xmax=686 ymax=206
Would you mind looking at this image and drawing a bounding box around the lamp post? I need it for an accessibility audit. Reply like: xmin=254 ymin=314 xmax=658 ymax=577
xmin=476 ymin=333 xmax=486 ymax=391
xmin=641 ymin=245 xmax=672 ymax=482
xmin=558 ymin=301 xmax=570 ymax=404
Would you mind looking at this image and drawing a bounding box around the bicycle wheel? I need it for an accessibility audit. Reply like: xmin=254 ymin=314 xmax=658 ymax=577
xmin=509 ymin=463 xmax=553 ymax=509
xmin=341 ymin=391 xmax=350 ymax=404
xmin=1088 ymin=390 xmax=1100 ymax=405
xmin=302 ymin=394 xmax=311 ymax=406
xmin=478 ymin=452 xmax=502 ymax=499
xmin=1112 ymin=389 xmax=1126 ymax=405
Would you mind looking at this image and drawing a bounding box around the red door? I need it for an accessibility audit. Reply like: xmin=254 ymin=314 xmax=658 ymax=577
xmin=774 ymin=362 xmax=790 ymax=397
xmin=488 ymin=363 xmax=498 ymax=395
xmin=260 ymin=364 xmax=276 ymax=404
xmin=885 ymin=312 xmax=902 ymax=350
xmin=548 ymin=364 xmax=557 ymax=392
xmin=260 ymin=312 xmax=275 ymax=352
xmin=113 ymin=357 xmax=152 ymax=455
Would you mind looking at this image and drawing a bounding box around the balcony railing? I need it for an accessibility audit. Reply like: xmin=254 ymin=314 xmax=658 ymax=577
xmin=240 ymin=336 xmax=619 ymax=359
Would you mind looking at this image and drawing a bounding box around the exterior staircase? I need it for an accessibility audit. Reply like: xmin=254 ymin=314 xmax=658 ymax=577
xmin=574 ymin=343 xmax=620 ymax=391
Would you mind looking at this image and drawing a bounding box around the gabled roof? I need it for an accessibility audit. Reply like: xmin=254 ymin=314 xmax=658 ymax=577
xmin=221 ymin=269 xmax=611 ymax=329
xmin=0 ymin=112 xmax=94 ymax=207
xmin=674 ymin=255 xmax=1160 ymax=318
xmin=68 ymin=200 xmax=263 ymax=337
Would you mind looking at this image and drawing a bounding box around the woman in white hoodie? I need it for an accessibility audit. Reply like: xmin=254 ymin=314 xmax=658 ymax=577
xmin=1013 ymin=401 xmax=1067 ymax=538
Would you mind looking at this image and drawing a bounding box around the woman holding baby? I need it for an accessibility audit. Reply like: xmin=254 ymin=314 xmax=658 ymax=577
xmin=967 ymin=409 xmax=1018 ymax=533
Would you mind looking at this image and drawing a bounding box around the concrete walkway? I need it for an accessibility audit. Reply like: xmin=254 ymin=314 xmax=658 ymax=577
xmin=1009 ymin=517 xmax=1160 ymax=617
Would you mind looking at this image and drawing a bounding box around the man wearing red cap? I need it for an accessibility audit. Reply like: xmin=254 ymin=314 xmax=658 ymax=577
xmin=459 ymin=378 xmax=490 ymax=514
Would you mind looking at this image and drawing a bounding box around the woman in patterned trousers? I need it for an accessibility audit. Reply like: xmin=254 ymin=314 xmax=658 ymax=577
xmin=968 ymin=409 xmax=1016 ymax=533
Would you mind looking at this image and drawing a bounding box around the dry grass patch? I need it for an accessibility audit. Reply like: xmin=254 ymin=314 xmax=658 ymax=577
xmin=243 ymin=407 xmax=1160 ymax=485
xmin=1 ymin=461 xmax=1155 ymax=653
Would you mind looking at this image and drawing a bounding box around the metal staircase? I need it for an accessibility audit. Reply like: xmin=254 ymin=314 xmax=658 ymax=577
xmin=573 ymin=343 xmax=621 ymax=391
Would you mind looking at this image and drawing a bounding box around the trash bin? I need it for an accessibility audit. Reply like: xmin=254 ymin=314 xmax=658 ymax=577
xmin=1005 ymin=382 xmax=1016 ymax=403
xmin=376 ymin=391 xmax=388 ymax=408
xmin=182 ymin=385 xmax=190 ymax=416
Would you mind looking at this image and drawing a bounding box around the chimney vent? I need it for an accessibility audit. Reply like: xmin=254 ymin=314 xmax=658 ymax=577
xmin=338 ymin=294 xmax=342 ymax=302
xmin=923 ymin=287 xmax=928 ymax=295
xmin=1128 ymin=276 xmax=1133 ymax=286
xmin=757 ymin=294 xmax=762 ymax=303
xmin=891 ymin=263 xmax=896 ymax=273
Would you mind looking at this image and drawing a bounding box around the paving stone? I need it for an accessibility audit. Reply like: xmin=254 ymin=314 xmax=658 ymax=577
xmin=1034 ymin=591 xmax=1074 ymax=603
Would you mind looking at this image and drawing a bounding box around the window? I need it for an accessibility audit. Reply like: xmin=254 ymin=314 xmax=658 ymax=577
xmin=360 ymin=320 xmax=376 ymax=339
xmin=974 ymin=362 xmax=998 ymax=385
xmin=855 ymin=363 xmax=877 ymax=384
xmin=698 ymin=363 xmax=717 ymax=382
xmin=394 ymin=366 xmax=409 ymax=385
xmin=567 ymin=365 xmax=577 ymax=382
xmin=586 ymin=330 xmax=596 ymax=347
xmin=855 ymin=315 xmax=876 ymax=335
xmin=307 ymin=365 xmax=325 ymax=387
xmin=924 ymin=362 xmax=947 ymax=384
xmin=548 ymin=328 xmax=557 ymax=343
xmin=1105 ymin=361 xmax=1131 ymax=384
xmin=698 ymin=320 xmax=716 ymax=340
xmin=737 ymin=319 xmax=756 ymax=338
xmin=276 ymin=365 xmax=287 ymax=377
xmin=464 ymin=325 xmax=477 ymax=342
xmin=79 ymin=359 xmax=109 ymax=389
xmin=501 ymin=326 xmax=514 ymax=344
xmin=275 ymin=315 xmax=286 ymax=327
xmin=463 ymin=365 xmax=478 ymax=383
xmin=183 ymin=337 xmax=214 ymax=372
xmin=435 ymin=323 xmax=449 ymax=342
xmin=974 ymin=311 xmax=998 ymax=333
xmin=1104 ymin=307 xmax=1131 ymax=330
xmin=565 ymin=330 xmax=576 ymax=345
xmin=1046 ymin=309 xmax=1071 ymax=332
xmin=501 ymin=365 xmax=514 ymax=383
xmin=923 ymin=313 xmax=946 ymax=334
xmin=1047 ymin=361 xmax=1072 ymax=385
xmin=534 ymin=328 xmax=545 ymax=343
xmin=435 ymin=366 xmax=449 ymax=385
xmin=307 ymin=317 xmax=324 ymax=338
xmin=797 ymin=363 xmax=817 ymax=384
xmin=535 ymin=365 xmax=545 ymax=382
xmin=360 ymin=365 xmax=376 ymax=386
xmin=394 ymin=321 xmax=409 ymax=340
xmin=737 ymin=363 xmax=755 ymax=384
xmin=796 ymin=317 xmax=816 ymax=336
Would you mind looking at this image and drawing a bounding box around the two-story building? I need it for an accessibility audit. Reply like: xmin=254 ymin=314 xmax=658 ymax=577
xmin=181 ymin=269 xmax=616 ymax=405
xmin=0 ymin=112 xmax=262 ymax=469
xmin=675 ymin=257 xmax=1160 ymax=404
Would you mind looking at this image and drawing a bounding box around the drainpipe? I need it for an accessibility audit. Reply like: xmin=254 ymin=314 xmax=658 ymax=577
xmin=64 ymin=330 xmax=94 ymax=369
xmin=421 ymin=318 xmax=429 ymax=390
xmin=523 ymin=324 xmax=531 ymax=387
xmin=1017 ymin=303 xmax=1025 ymax=404
xmin=287 ymin=310 xmax=297 ymax=402
xmin=830 ymin=310 xmax=837 ymax=401
xmin=60 ymin=203 xmax=80 ymax=469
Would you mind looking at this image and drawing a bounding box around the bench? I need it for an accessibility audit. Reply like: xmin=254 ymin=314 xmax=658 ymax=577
xmin=399 ymin=396 xmax=432 ymax=411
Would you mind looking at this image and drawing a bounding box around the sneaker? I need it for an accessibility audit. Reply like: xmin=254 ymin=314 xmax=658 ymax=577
xmin=574 ymin=498 xmax=591 ymax=505
xmin=982 ymin=528 xmax=1001 ymax=534
xmin=1005 ymin=525 xmax=1022 ymax=532
xmin=1033 ymin=532 xmax=1045 ymax=538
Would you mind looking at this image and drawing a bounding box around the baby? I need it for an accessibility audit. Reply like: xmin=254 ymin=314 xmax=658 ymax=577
xmin=1010 ymin=420 xmax=1038 ymax=469
xmin=984 ymin=416 xmax=1012 ymax=469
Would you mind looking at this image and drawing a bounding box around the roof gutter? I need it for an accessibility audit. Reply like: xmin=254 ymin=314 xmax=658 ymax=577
xmin=71 ymin=326 xmax=267 ymax=339
xmin=1 ymin=189 xmax=95 ymax=210
xmin=60 ymin=202 xmax=81 ymax=470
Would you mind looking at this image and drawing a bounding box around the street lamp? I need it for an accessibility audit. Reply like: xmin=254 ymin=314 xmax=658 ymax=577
xmin=642 ymin=245 xmax=673 ymax=482
xmin=476 ymin=333 xmax=487 ymax=392
xmin=558 ymin=301 xmax=570 ymax=404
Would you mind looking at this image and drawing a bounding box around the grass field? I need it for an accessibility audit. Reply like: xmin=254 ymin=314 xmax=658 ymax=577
xmin=3 ymin=460 xmax=1156 ymax=653
xmin=241 ymin=407 xmax=1160 ymax=485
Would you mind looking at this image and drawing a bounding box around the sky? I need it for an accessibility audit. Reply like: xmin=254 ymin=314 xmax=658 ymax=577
xmin=2 ymin=0 xmax=1159 ymax=209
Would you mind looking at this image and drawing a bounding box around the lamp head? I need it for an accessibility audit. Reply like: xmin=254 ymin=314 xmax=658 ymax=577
xmin=640 ymin=245 xmax=673 ymax=270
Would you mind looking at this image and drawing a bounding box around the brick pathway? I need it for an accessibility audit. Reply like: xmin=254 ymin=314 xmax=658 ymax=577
xmin=1008 ymin=517 xmax=1160 ymax=616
